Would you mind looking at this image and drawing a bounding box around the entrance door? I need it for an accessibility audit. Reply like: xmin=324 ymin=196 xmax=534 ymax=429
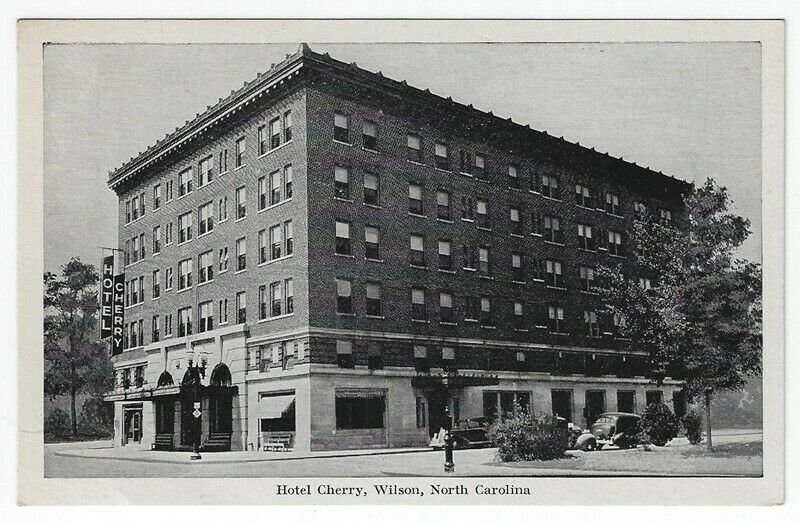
xmin=584 ymin=390 xmax=606 ymax=426
xmin=551 ymin=390 xmax=573 ymax=422
xmin=617 ymin=391 xmax=636 ymax=413
xmin=210 ymin=396 xmax=233 ymax=433
xmin=155 ymin=399 xmax=175 ymax=434
xmin=123 ymin=407 xmax=143 ymax=444
xmin=427 ymin=398 xmax=447 ymax=438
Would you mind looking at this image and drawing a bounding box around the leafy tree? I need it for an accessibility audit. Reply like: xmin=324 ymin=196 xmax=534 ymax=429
xmin=596 ymin=179 xmax=762 ymax=451
xmin=44 ymin=258 xmax=114 ymax=438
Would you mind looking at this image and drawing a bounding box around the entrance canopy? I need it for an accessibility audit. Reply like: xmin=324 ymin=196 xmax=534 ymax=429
xmin=259 ymin=394 xmax=296 ymax=419
xmin=411 ymin=372 xmax=500 ymax=390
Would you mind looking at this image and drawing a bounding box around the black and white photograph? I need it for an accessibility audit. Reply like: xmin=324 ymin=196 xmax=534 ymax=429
xmin=15 ymin=19 xmax=785 ymax=506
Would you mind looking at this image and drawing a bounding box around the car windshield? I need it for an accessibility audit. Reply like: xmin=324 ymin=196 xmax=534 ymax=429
xmin=595 ymin=416 xmax=614 ymax=424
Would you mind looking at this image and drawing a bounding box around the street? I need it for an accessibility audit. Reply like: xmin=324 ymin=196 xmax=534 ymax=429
xmin=44 ymin=429 xmax=762 ymax=478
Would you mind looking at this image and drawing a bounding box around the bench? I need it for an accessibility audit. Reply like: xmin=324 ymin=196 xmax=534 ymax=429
xmin=261 ymin=433 xmax=293 ymax=451
xmin=152 ymin=433 xmax=174 ymax=451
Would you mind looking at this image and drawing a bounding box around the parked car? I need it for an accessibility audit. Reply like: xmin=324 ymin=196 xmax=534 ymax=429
xmin=590 ymin=412 xmax=642 ymax=449
xmin=430 ymin=416 xmax=493 ymax=450
xmin=556 ymin=416 xmax=597 ymax=451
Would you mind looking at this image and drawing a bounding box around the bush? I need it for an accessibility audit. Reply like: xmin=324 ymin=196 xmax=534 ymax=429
xmin=682 ymin=410 xmax=704 ymax=445
xmin=44 ymin=408 xmax=71 ymax=441
xmin=639 ymin=402 xmax=680 ymax=446
xmin=489 ymin=410 xmax=568 ymax=462
xmin=78 ymin=396 xmax=114 ymax=439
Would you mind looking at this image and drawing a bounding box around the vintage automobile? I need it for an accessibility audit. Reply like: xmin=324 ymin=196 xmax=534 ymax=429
xmin=430 ymin=416 xmax=494 ymax=450
xmin=589 ymin=412 xmax=642 ymax=449
xmin=556 ymin=416 xmax=597 ymax=451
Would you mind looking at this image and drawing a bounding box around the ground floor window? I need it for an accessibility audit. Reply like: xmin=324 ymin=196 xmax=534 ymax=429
xmin=335 ymin=392 xmax=386 ymax=429
xmin=551 ymin=389 xmax=573 ymax=422
xmin=617 ymin=390 xmax=636 ymax=413
xmin=482 ymin=391 xmax=530 ymax=420
xmin=646 ymin=390 xmax=664 ymax=406
xmin=258 ymin=392 xmax=296 ymax=432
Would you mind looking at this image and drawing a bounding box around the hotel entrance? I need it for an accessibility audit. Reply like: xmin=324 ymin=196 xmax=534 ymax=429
xmin=123 ymin=405 xmax=143 ymax=445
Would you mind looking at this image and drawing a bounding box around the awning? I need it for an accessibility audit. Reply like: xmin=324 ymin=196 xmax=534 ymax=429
xmin=258 ymin=394 xmax=295 ymax=419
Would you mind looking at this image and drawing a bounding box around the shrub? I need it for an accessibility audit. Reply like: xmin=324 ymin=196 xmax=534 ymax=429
xmin=78 ymin=396 xmax=114 ymax=439
xmin=489 ymin=409 xmax=568 ymax=462
xmin=682 ymin=410 xmax=704 ymax=445
xmin=639 ymin=402 xmax=680 ymax=446
xmin=44 ymin=408 xmax=71 ymax=441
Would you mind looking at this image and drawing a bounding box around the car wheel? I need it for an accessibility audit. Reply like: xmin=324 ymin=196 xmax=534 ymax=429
xmin=585 ymin=440 xmax=596 ymax=451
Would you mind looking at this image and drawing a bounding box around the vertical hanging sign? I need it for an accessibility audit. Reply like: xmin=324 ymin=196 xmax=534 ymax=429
xmin=99 ymin=256 xmax=114 ymax=339
xmin=112 ymin=273 xmax=126 ymax=355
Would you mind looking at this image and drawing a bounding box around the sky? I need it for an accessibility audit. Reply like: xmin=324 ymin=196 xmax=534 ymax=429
xmin=43 ymin=42 xmax=762 ymax=273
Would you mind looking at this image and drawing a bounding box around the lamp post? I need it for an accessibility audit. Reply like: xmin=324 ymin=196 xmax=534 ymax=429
xmin=443 ymin=406 xmax=454 ymax=473
xmin=186 ymin=346 xmax=204 ymax=461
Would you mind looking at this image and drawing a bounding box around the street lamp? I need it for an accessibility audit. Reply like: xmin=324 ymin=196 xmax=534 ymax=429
xmin=185 ymin=346 xmax=204 ymax=461
xmin=443 ymin=406 xmax=454 ymax=473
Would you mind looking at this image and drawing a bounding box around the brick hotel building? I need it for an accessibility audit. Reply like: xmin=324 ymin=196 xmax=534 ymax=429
xmin=104 ymin=44 xmax=687 ymax=452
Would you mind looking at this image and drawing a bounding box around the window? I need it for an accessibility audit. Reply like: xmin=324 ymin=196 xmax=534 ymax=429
xmin=464 ymin=296 xmax=479 ymax=321
xmin=178 ymin=258 xmax=193 ymax=290
xmin=363 ymin=121 xmax=377 ymax=151
xmin=285 ymin=279 xmax=294 ymax=314
xmin=411 ymin=288 xmax=427 ymax=320
xmin=152 ymin=269 xmax=160 ymax=299
xmin=414 ymin=345 xmax=429 ymax=372
xmin=199 ymin=156 xmax=213 ymax=187
xmin=336 ymin=340 xmax=354 ymax=369
xmin=543 ymin=215 xmax=563 ymax=243
xmin=335 ymin=393 xmax=386 ymax=429
xmin=365 ymin=226 xmax=380 ymax=260
xmin=613 ymin=312 xmax=627 ymax=337
xmin=512 ymin=253 xmax=524 ymax=282
xmin=165 ymin=314 xmax=173 ymax=337
xmin=284 ymin=165 xmax=293 ymax=200
xmin=178 ymin=306 xmax=193 ymax=337
xmin=235 ymin=186 xmax=246 ymax=219
xmin=219 ymin=299 xmax=229 ymax=325
xmin=367 ymin=342 xmax=383 ymax=370
xmin=438 ymin=240 xmax=452 ymax=270
xmin=542 ymin=175 xmax=559 ymax=199
xmin=608 ymin=230 xmax=624 ymax=256
xmin=236 ymin=291 xmax=247 ymax=324
xmin=639 ymin=277 xmax=652 ymax=290
xmin=660 ymin=209 xmax=673 ymax=224
xmin=406 ymin=134 xmax=422 ymax=162
xmin=270 ymin=281 xmax=283 ymax=317
xmin=461 ymin=196 xmax=474 ymax=221
xmin=235 ymin=137 xmax=246 ymax=167
xmin=439 ymin=292 xmax=454 ymax=323
xmin=434 ymin=142 xmax=449 ymax=170
xmin=577 ymin=224 xmax=595 ymax=250
xmin=139 ymin=233 xmax=146 ymax=259
xmin=463 ymin=245 xmax=477 ymax=270
xmin=151 ymin=315 xmax=160 ymax=342
xmin=198 ymin=202 xmax=214 ymax=235
xmin=474 ymin=154 xmax=486 ymax=180
xmin=284 ymin=220 xmax=293 ymax=256
xmin=165 ymin=222 xmax=173 ymax=245
xmin=580 ymin=266 xmax=595 ymax=291
xmin=258 ymin=125 xmax=268 ymax=155
xmin=334 ymin=113 xmax=350 ymax=143
xmin=483 ymin=391 xmax=531 ymax=420
xmin=165 ymin=267 xmax=173 ymax=291
xmin=125 ymin=201 xmax=131 ymax=224
xmin=442 ymin=347 xmax=456 ymax=370
xmin=219 ymin=149 xmax=228 ymax=174
xmin=218 ymin=197 xmax=228 ymax=222
xmin=269 ymin=224 xmax=282 ymax=260
xmin=284 ymin=111 xmax=292 ymax=142
xmin=366 ymin=282 xmax=382 ymax=316
xmin=436 ymin=190 xmax=451 ymax=220
xmin=335 ymin=221 xmax=351 ymax=255
xmin=269 ymin=117 xmax=281 ymax=150
xmin=513 ymin=301 xmax=526 ymax=330
xmin=410 ymin=235 xmax=425 ymax=267
xmin=409 ymin=184 xmax=423 ymax=215
xmin=476 ymin=199 xmax=489 ymax=228
xmin=178 ymin=168 xmax=192 ymax=196
xmin=510 ymin=206 xmax=522 ymax=235
xmin=198 ymin=301 xmax=214 ymax=333
xmin=164 ymin=181 xmax=174 ymax=204
xmin=152 ymin=226 xmax=161 ymax=254
xmin=606 ymin=192 xmax=620 ymax=215
xmin=575 ymin=183 xmax=593 ymax=208
xmin=336 ymin=279 xmax=353 ymax=314
xmin=177 ymin=212 xmax=192 ymax=244
xmin=548 ymin=306 xmax=565 ymax=333
xmin=236 ymin=237 xmax=247 ymax=271
xmin=334 ymin=166 xmax=350 ymax=199
xmin=508 ymin=165 xmax=519 ymax=188
xmin=198 ymin=250 xmax=213 ymax=284
xmin=634 ymin=201 xmax=647 ymax=214
xmin=218 ymin=247 xmax=229 ymax=273
xmin=270 ymin=169 xmax=282 ymax=205
xmin=258 ymin=176 xmax=268 ymax=210
xmin=546 ymin=260 xmax=564 ymax=287
xmin=584 ymin=311 xmax=599 ymax=337
xmin=364 ymin=172 xmax=379 ymax=206
xmin=478 ymin=247 xmax=490 ymax=275
xmin=480 ymin=297 xmax=492 ymax=326
xmin=153 ymin=184 xmax=161 ymax=210
xmin=459 ymin=150 xmax=471 ymax=174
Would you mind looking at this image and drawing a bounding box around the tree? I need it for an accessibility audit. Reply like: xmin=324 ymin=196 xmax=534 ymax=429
xmin=44 ymin=258 xmax=114 ymax=438
xmin=596 ymin=178 xmax=762 ymax=451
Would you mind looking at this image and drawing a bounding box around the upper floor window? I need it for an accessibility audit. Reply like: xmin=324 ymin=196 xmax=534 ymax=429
xmin=178 ymin=258 xmax=193 ymax=290
xmin=461 ymin=196 xmax=474 ymax=221
xmin=235 ymin=186 xmax=246 ymax=219
xmin=634 ymin=201 xmax=647 ymax=214
xmin=436 ymin=191 xmax=451 ymax=220
xmin=198 ymin=201 xmax=214 ymax=235
xmin=178 ymin=168 xmax=192 ymax=197
xmin=199 ymin=156 xmax=213 ymax=187
xmin=334 ymin=113 xmax=350 ymax=143
xmin=512 ymin=253 xmax=524 ymax=282
xmin=459 ymin=150 xmax=471 ymax=174
xmin=366 ymin=282 xmax=382 ymax=317
xmin=478 ymin=247 xmax=490 ymax=275
xmin=513 ymin=301 xmax=526 ymax=330
xmin=480 ymin=297 xmax=492 ymax=327
xmin=474 ymin=154 xmax=487 ymax=180
xmin=510 ymin=206 xmax=522 ymax=235
xmin=364 ymin=172 xmax=380 ymax=206
xmin=410 ymin=235 xmax=425 ymax=267
xmin=219 ymin=149 xmax=228 ymax=174
xmin=411 ymin=288 xmax=427 ymax=321
xmin=365 ymin=226 xmax=380 ymax=260
xmin=335 ymin=221 xmax=351 ymax=256
xmin=199 ymin=301 xmax=214 ymax=333
xmin=178 ymin=306 xmax=193 ymax=337
xmin=153 ymin=184 xmax=162 ymax=210
xmin=542 ymin=175 xmax=559 ymax=199
xmin=235 ymin=137 xmax=246 ymax=167
xmin=336 ymin=278 xmax=353 ymax=314
xmin=236 ymin=237 xmax=247 ymax=271
xmin=284 ymin=220 xmax=293 ymax=256
xmin=548 ymin=306 xmax=565 ymax=334
xmin=269 ymin=116 xmax=282 ymax=150
xmin=269 ymin=169 xmax=283 ymax=206
xmin=546 ymin=260 xmax=564 ymax=288
xmin=178 ymin=212 xmax=192 ymax=244
xmin=439 ymin=292 xmax=454 ymax=323
xmin=508 ymin=165 xmax=520 ymax=188
xmin=334 ymin=166 xmax=350 ymax=199
xmin=269 ymin=224 xmax=283 ymax=261
xmin=577 ymin=223 xmax=595 ymax=251
xmin=198 ymin=250 xmax=214 ymax=284
xmin=258 ymin=125 xmax=268 ymax=156
xmin=165 ymin=267 xmax=173 ymax=291
xmin=639 ymin=277 xmax=652 ymax=290
xmin=608 ymin=230 xmax=624 ymax=256
xmin=575 ymin=183 xmax=594 ymax=208
xmin=438 ymin=240 xmax=452 ymax=270
xmin=269 ymin=281 xmax=283 ymax=317
xmin=165 ymin=222 xmax=174 ymax=245
xmin=409 ymin=184 xmax=423 ymax=215
xmin=236 ymin=291 xmax=247 ymax=324
xmin=165 ymin=180 xmax=174 ymax=202
xmin=613 ymin=312 xmax=627 ymax=337
xmin=218 ymin=196 xmax=228 ymax=222
xmin=407 ymin=134 xmax=422 ymax=162
xmin=284 ymin=164 xmax=293 ymax=200
xmin=152 ymin=226 xmax=161 ymax=255
xmin=584 ymin=310 xmax=600 ymax=337
xmin=580 ymin=266 xmax=595 ymax=291
xmin=606 ymin=192 xmax=620 ymax=215
xmin=476 ymin=199 xmax=489 ymax=228
xmin=363 ymin=121 xmax=377 ymax=151
xmin=218 ymin=247 xmax=228 ymax=273
xmin=543 ymin=215 xmax=563 ymax=244
xmin=434 ymin=142 xmax=449 ymax=170
xmin=284 ymin=111 xmax=293 ymax=142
